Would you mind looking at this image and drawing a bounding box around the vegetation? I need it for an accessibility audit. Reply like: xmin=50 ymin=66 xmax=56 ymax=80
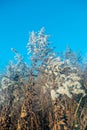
xmin=0 ymin=28 xmax=87 ymax=130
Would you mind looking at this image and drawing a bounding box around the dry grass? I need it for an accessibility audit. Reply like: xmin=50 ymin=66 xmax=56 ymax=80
xmin=0 ymin=76 xmax=87 ymax=130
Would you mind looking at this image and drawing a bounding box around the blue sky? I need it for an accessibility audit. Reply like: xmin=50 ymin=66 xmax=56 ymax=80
xmin=0 ymin=0 xmax=87 ymax=69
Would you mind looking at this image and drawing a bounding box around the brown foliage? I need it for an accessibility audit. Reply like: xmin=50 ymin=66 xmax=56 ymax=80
xmin=0 ymin=74 xmax=87 ymax=130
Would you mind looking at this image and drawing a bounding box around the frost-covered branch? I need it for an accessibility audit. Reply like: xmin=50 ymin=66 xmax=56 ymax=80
xmin=44 ymin=57 xmax=85 ymax=100
xmin=26 ymin=28 xmax=55 ymax=74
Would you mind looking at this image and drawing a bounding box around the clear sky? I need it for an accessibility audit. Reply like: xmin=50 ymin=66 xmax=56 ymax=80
xmin=0 ymin=0 xmax=87 ymax=69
